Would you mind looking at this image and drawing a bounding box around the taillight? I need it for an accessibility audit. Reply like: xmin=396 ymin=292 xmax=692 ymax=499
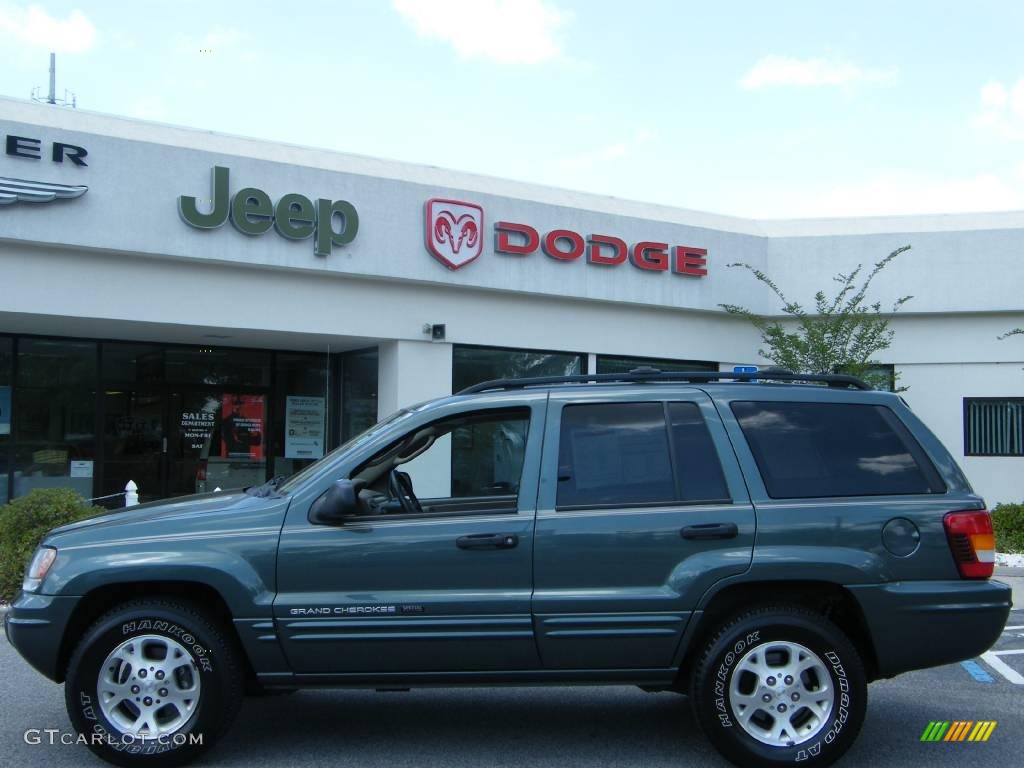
xmin=944 ymin=510 xmax=995 ymax=579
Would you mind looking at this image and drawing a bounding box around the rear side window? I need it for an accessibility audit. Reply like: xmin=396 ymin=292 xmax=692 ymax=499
xmin=557 ymin=402 xmax=730 ymax=509
xmin=731 ymin=401 xmax=945 ymax=499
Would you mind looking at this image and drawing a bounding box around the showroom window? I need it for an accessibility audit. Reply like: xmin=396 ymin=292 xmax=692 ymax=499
xmin=14 ymin=338 xmax=98 ymax=500
xmin=273 ymin=353 xmax=330 ymax=478
xmin=453 ymin=345 xmax=585 ymax=392
xmin=341 ymin=348 xmax=379 ymax=442
xmin=596 ymin=355 xmax=717 ymax=374
xmin=964 ymin=398 xmax=1024 ymax=457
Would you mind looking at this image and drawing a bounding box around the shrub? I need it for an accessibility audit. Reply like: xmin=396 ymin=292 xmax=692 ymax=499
xmin=992 ymin=503 xmax=1024 ymax=554
xmin=0 ymin=488 xmax=101 ymax=602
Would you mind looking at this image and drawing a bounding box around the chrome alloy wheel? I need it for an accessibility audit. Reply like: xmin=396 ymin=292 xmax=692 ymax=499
xmin=97 ymin=634 xmax=202 ymax=739
xmin=728 ymin=640 xmax=835 ymax=747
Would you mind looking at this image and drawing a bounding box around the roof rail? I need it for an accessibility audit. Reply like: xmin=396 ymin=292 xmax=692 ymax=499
xmin=456 ymin=366 xmax=873 ymax=395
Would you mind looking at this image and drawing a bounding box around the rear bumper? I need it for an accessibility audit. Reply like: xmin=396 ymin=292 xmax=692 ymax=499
xmin=4 ymin=591 xmax=78 ymax=682
xmin=848 ymin=579 xmax=1011 ymax=678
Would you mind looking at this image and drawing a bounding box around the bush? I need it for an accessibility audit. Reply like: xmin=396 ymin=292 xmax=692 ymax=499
xmin=992 ymin=503 xmax=1024 ymax=554
xmin=0 ymin=489 xmax=101 ymax=602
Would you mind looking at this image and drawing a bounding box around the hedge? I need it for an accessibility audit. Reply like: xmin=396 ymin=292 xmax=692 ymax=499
xmin=0 ymin=488 xmax=101 ymax=602
xmin=993 ymin=503 xmax=1024 ymax=555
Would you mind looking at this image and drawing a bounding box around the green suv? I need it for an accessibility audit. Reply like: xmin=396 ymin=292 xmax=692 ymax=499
xmin=5 ymin=368 xmax=1011 ymax=768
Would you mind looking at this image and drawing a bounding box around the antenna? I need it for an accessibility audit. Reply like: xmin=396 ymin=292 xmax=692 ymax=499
xmin=31 ymin=52 xmax=76 ymax=108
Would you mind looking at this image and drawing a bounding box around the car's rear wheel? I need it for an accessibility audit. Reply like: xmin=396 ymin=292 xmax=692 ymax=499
xmin=690 ymin=605 xmax=867 ymax=768
xmin=64 ymin=599 xmax=243 ymax=767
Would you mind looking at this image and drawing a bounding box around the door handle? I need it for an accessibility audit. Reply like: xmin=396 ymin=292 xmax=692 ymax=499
xmin=456 ymin=533 xmax=519 ymax=550
xmin=680 ymin=522 xmax=739 ymax=541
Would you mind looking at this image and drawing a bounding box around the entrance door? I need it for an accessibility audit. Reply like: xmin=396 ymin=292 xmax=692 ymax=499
xmin=532 ymin=389 xmax=755 ymax=669
xmin=167 ymin=391 xmax=268 ymax=496
xmin=100 ymin=390 xmax=165 ymax=505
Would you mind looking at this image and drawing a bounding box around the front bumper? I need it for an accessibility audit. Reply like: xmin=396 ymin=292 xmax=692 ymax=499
xmin=4 ymin=591 xmax=79 ymax=682
xmin=848 ymin=579 xmax=1012 ymax=678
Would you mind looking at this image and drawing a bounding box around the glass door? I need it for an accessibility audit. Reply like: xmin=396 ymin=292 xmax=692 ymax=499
xmin=100 ymin=390 xmax=165 ymax=506
xmin=167 ymin=391 xmax=268 ymax=496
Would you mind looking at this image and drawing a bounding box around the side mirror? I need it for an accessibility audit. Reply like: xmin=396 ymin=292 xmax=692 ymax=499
xmin=308 ymin=479 xmax=358 ymax=525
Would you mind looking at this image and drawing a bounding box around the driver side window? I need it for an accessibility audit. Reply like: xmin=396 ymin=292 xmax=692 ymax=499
xmin=352 ymin=408 xmax=530 ymax=514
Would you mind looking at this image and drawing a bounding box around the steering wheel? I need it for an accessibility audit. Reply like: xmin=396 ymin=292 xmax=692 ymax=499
xmin=388 ymin=470 xmax=424 ymax=515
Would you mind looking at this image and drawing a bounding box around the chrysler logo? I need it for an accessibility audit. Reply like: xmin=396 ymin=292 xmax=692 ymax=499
xmin=0 ymin=176 xmax=87 ymax=206
xmin=425 ymin=198 xmax=483 ymax=270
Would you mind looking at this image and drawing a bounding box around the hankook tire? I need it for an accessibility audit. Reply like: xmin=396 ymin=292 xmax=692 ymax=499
xmin=691 ymin=605 xmax=867 ymax=768
xmin=64 ymin=599 xmax=243 ymax=767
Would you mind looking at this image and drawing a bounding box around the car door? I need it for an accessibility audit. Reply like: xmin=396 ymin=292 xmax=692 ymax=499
xmin=532 ymin=386 xmax=755 ymax=669
xmin=275 ymin=395 xmax=545 ymax=675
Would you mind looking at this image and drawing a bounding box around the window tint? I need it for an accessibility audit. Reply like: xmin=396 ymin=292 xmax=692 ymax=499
xmin=558 ymin=403 xmax=674 ymax=508
xmin=669 ymin=403 xmax=730 ymax=502
xmin=731 ymin=401 xmax=944 ymax=499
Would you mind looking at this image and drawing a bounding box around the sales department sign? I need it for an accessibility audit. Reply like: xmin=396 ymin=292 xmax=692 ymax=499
xmin=423 ymin=196 xmax=707 ymax=277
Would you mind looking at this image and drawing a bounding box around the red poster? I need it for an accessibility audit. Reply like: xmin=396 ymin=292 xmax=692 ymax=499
xmin=220 ymin=395 xmax=264 ymax=459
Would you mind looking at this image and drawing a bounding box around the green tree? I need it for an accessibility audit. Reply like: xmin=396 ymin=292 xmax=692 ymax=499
xmin=719 ymin=245 xmax=912 ymax=391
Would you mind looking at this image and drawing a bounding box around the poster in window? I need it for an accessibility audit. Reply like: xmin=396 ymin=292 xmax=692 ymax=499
xmin=221 ymin=395 xmax=264 ymax=459
xmin=0 ymin=385 xmax=9 ymax=435
xmin=285 ymin=396 xmax=325 ymax=459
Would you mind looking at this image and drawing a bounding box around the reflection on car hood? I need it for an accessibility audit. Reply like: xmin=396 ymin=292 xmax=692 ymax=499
xmin=48 ymin=490 xmax=252 ymax=536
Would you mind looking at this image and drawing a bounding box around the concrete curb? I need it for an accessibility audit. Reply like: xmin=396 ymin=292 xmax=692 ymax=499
xmin=995 ymin=567 xmax=1024 ymax=577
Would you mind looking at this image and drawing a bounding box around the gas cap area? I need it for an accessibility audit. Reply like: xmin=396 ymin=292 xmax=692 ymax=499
xmin=882 ymin=518 xmax=921 ymax=557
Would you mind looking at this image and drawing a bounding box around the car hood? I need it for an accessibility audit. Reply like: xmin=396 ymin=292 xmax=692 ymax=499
xmin=48 ymin=489 xmax=255 ymax=537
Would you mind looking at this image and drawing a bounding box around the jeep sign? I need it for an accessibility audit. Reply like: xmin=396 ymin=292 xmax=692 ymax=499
xmin=178 ymin=166 xmax=358 ymax=256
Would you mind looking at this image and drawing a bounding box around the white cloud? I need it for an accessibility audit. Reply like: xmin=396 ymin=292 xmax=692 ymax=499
xmin=740 ymin=54 xmax=895 ymax=89
xmin=392 ymin=0 xmax=569 ymax=65
xmin=0 ymin=3 xmax=96 ymax=53
xmin=974 ymin=78 xmax=1024 ymax=140
xmin=750 ymin=171 xmax=1024 ymax=218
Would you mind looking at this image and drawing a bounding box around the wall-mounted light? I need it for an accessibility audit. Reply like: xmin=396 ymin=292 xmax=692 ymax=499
xmin=422 ymin=323 xmax=446 ymax=341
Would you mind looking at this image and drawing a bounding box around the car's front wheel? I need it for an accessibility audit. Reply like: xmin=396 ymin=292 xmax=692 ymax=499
xmin=64 ymin=599 xmax=243 ymax=767
xmin=690 ymin=605 xmax=867 ymax=768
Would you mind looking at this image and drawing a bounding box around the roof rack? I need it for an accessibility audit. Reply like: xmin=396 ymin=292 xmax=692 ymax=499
xmin=457 ymin=366 xmax=873 ymax=395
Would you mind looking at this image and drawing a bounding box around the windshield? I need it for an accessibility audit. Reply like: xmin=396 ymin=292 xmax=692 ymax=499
xmin=277 ymin=408 xmax=415 ymax=493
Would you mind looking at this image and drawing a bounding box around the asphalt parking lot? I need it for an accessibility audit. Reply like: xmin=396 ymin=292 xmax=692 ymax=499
xmin=3 ymin=608 xmax=1023 ymax=767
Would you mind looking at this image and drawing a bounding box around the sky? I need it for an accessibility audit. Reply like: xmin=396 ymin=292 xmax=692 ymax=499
xmin=1 ymin=0 xmax=1023 ymax=219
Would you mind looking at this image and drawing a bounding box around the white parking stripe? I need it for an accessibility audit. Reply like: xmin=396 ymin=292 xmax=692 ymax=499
xmin=981 ymin=651 xmax=1024 ymax=684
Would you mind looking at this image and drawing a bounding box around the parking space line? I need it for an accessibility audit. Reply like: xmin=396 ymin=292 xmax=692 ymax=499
xmin=981 ymin=651 xmax=1024 ymax=684
xmin=961 ymin=660 xmax=995 ymax=683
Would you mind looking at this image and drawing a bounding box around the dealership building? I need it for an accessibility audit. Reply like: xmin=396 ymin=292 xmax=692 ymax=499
xmin=1 ymin=95 xmax=1022 ymax=507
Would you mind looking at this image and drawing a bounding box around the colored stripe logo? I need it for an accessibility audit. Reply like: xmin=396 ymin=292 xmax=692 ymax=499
xmin=920 ymin=721 xmax=997 ymax=742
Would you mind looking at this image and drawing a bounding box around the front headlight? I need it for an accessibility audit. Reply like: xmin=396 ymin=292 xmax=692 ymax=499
xmin=22 ymin=546 xmax=57 ymax=593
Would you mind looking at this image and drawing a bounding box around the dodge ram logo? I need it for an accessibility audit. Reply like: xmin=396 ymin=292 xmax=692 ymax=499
xmin=425 ymin=198 xmax=483 ymax=270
